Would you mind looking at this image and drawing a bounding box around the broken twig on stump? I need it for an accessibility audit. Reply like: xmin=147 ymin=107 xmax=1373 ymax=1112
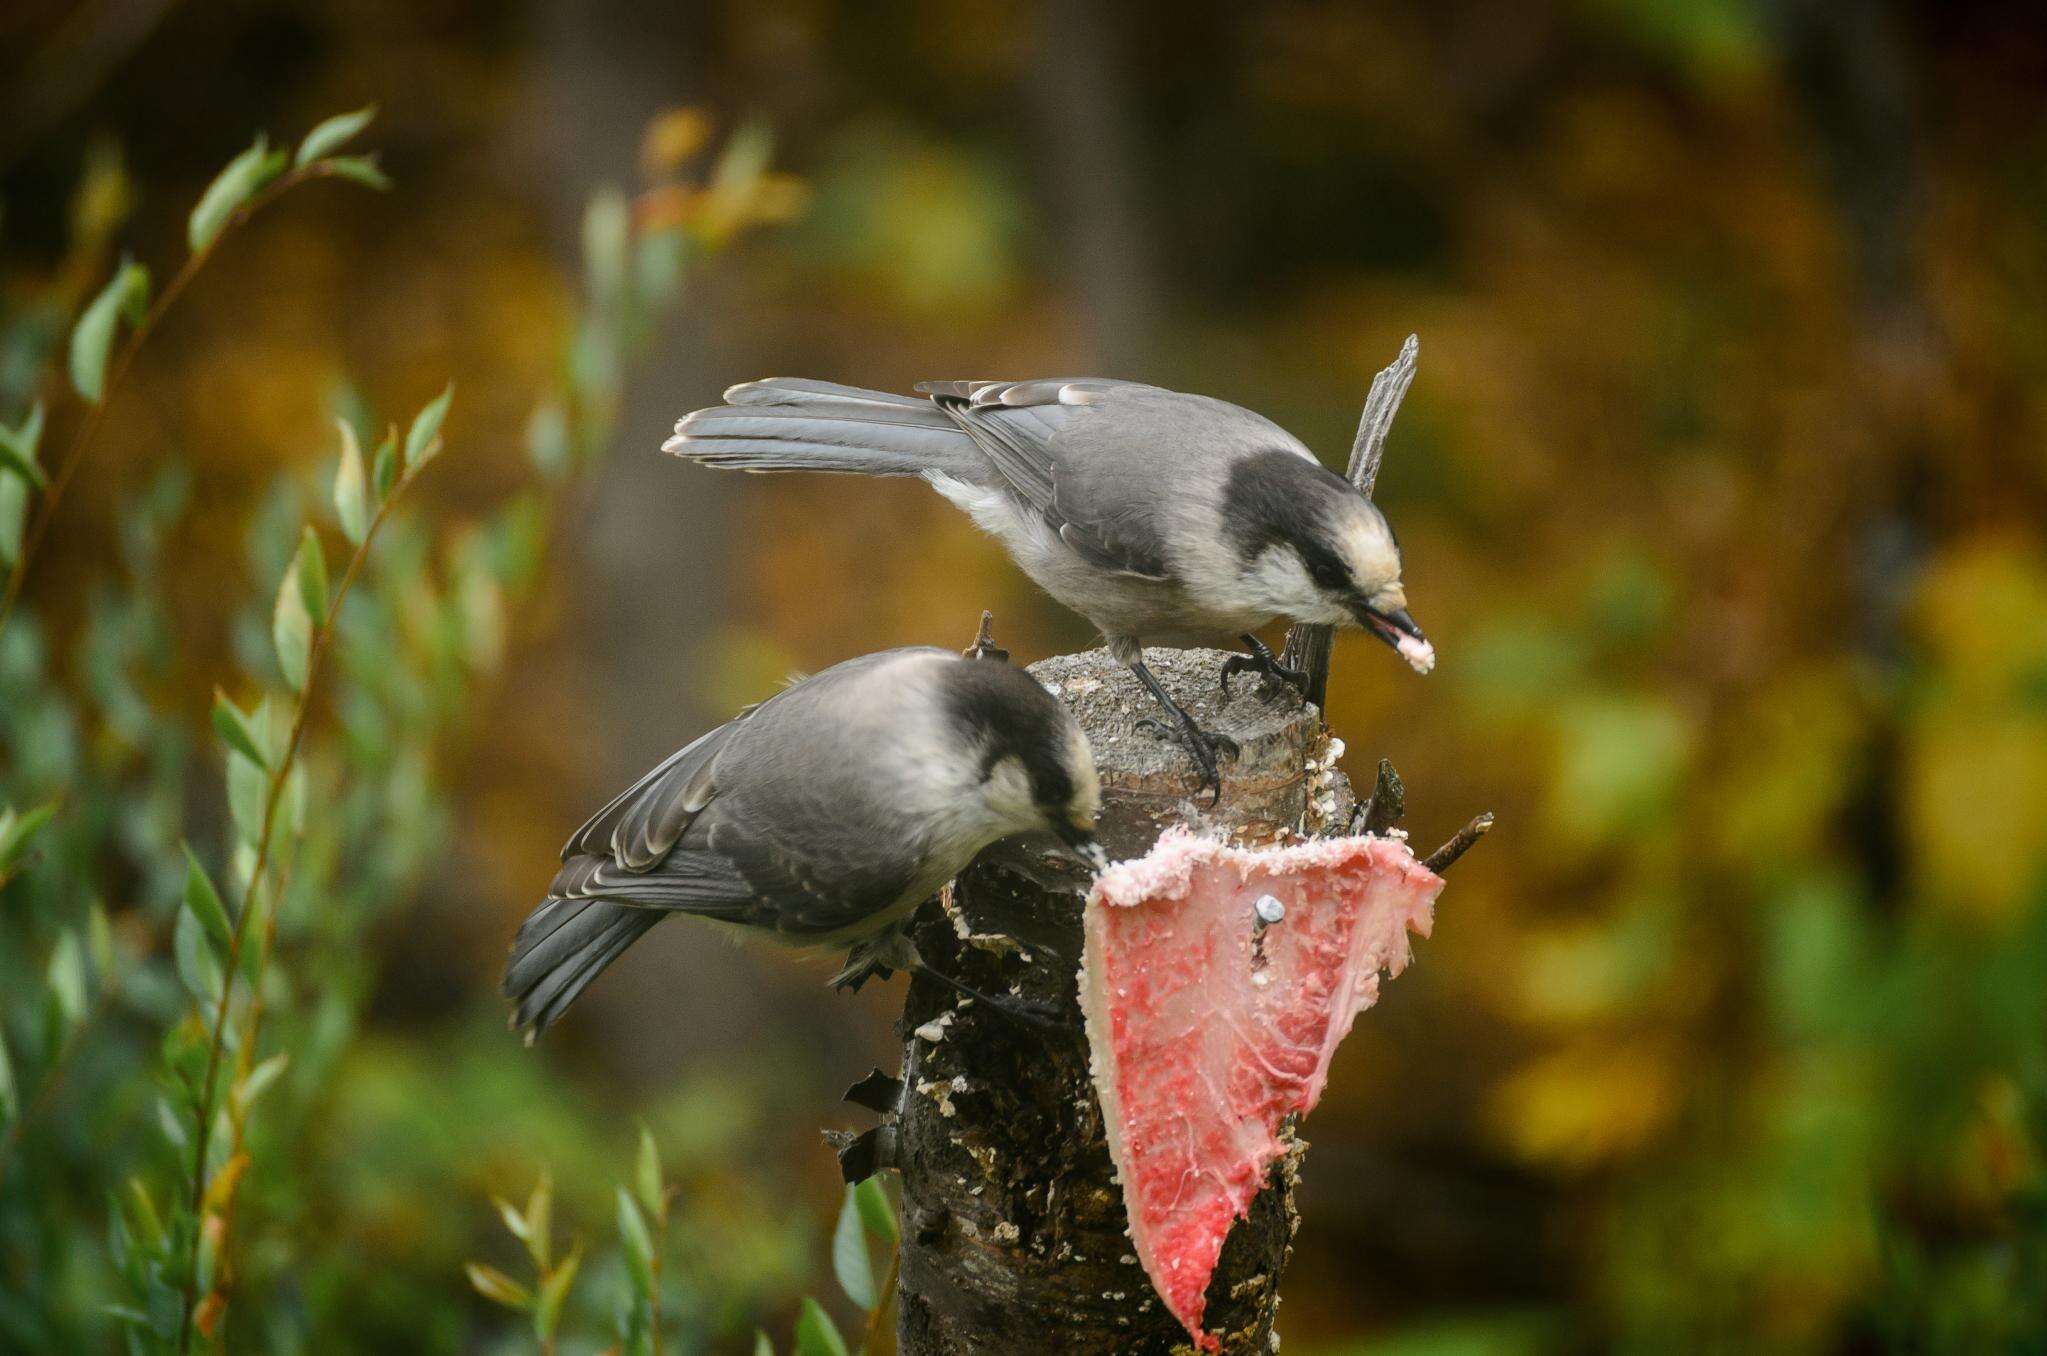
xmin=1281 ymin=334 xmax=1421 ymax=712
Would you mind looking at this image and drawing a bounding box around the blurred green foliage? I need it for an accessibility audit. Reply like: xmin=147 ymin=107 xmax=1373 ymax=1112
xmin=0 ymin=97 xmax=822 ymax=1354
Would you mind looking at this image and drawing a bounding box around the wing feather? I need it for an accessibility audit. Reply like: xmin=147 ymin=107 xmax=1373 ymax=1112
xmin=918 ymin=378 xmax=1174 ymax=581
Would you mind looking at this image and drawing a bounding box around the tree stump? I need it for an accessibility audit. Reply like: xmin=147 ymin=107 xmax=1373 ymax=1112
xmin=874 ymin=645 xmax=1355 ymax=1355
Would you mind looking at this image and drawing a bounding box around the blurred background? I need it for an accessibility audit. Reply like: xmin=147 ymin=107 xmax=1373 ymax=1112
xmin=3 ymin=1 xmax=2046 ymax=1352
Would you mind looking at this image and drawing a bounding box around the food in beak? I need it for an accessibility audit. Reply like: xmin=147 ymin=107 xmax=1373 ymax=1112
xmin=1357 ymin=604 xmax=1436 ymax=675
xmin=1394 ymin=632 xmax=1436 ymax=674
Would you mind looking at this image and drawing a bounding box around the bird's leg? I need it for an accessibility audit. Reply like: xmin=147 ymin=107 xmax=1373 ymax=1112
xmin=1220 ymin=633 xmax=1308 ymax=698
xmin=1128 ymin=659 xmax=1238 ymax=804
xmin=910 ymin=960 xmax=1064 ymax=1031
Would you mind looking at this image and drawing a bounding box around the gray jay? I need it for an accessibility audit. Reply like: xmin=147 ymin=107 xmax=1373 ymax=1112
xmin=664 ymin=378 xmax=1433 ymax=797
xmin=504 ymin=645 xmax=1102 ymax=1038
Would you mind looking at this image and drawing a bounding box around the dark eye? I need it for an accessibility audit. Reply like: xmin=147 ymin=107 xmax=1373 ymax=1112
xmin=1301 ymin=548 xmax=1348 ymax=591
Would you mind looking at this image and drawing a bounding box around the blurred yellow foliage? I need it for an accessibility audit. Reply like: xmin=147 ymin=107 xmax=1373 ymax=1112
xmin=1490 ymin=1040 xmax=1678 ymax=1170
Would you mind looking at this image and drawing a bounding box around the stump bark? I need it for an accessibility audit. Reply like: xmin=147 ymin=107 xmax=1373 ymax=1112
xmin=865 ymin=645 xmax=1356 ymax=1355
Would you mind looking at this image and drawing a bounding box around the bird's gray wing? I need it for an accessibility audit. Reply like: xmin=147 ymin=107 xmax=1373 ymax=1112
xmin=562 ymin=712 xmax=750 ymax=871
xmin=690 ymin=650 xmax=946 ymax=938
xmin=916 ymin=378 xmax=1175 ymax=581
xmin=508 ymin=651 xmax=942 ymax=1034
xmin=554 ymin=649 xmax=945 ymax=936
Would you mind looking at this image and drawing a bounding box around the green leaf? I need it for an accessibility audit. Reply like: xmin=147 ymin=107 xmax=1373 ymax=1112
xmin=0 ymin=471 xmax=26 ymax=567
xmin=616 ymin=1186 xmax=656 ymax=1296
xmin=295 ymin=525 xmax=329 ymax=623
xmin=0 ymin=799 xmax=56 ymax=871
xmin=272 ymin=560 xmax=312 ymax=692
xmin=494 ymin=1197 xmax=531 ymax=1246
xmin=526 ymin=400 xmax=571 ymax=481
xmin=172 ymin=901 xmax=222 ymax=1005
xmin=523 ymin=1171 xmax=553 ymax=1270
xmin=583 ymin=190 xmax=631 ymax=308
xmin=227 ymin=746 xmax=268 ymax=848
xmin=252 ymin=692 xmax=289 ymax=774
xmin=833 ymin=1185 xmax=876 ymax=1310
xmin=87 ymin=901 xmax=114 ymax=979
xmin=333 ymin=418 xmax=369 ymax=544
xmin=0 ymin=1029 xmax=15 ymax=1125
xmin=754 ymin=1331 xmax=775 ymax=1356
xmin=533 ymin=1245 xmax=580 ymax=1343
xmin=70 ymin=261 xmax=148 ymax=402
xmin=0 ymin=401 xmax=47 ymax=487
xmin=295 ymin=105 xmax=377 ymax=167
xmin=126 ymin=1178 xmax=164 ymax=1249
xmin=635 ymin=1123 xmax=664 ymax=1222
xmin=404 ymin=383 xmax=453 ymax=472
xmin=793 ymin=1298 xmax=849 ymax=1356
xmin=180 ymin=847 xmax=233 ymax=955
xmin=234 ymin=1052 xmax=289 ymax=1113
xmin=46 ymin=931 xmax=86 ymax=1028
xmin=322 ymin=154 xmax=392 ymax=191
xmin=211 ymin=691 xmax=269 ymax=769
xmin=236 ymin=884 xmax=269 ymax=983
xmin=189 ymin=136 xmax=285 ymax=252
xmin=465 ymin=1262 xmax=532 ymax=1310
xmin=371 ymin=430 xmax=399 ymax=501
xmin=854 ymin=1176 xmax=898 ymax=1244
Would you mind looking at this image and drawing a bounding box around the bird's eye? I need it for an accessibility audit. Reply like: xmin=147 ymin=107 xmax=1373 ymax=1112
xmin=1303 ymin=553 xmax=1348 ymax=591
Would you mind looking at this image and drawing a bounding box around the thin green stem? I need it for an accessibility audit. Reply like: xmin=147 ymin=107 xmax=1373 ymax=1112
xmin=173 ymin=451 xmax=428 ymax=1354
xmin=861 ymin=1244 xmax=901 ymax=1356
xmin=0 ymin=161 xmax=350 ymax=643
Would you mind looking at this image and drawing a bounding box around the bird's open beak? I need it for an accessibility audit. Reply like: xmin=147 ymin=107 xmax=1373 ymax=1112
xmin=1353 ymin=602 xmax=1436 ymax=675
xmin=1052 ymin=821 xmax=1109 ymax=873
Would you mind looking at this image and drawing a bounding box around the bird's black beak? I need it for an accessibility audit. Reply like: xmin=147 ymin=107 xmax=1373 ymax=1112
xmin=1351 ymin=602 xmax=1437 ymax=675
xmin=1051 ymin=821 xmax=1109 ymax=873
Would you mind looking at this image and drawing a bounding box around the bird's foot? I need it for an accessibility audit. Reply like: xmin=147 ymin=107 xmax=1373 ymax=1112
xmin=984 ymin=993 xmax=1065 ymax=1031
xmin=1220 ymin=652 xmax=1307 ymax=699
xmin=911 ymin=960 xmax=1065 ymax=1031
xmin=1220 ymin=635 xmax=1307 ymax=699
xmin=1135 ymin=715 xmax=1239 ymax=805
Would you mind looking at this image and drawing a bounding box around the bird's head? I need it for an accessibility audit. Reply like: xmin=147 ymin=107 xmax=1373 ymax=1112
xmin=1223 ymin=450 xmax=1435 ymax=675
xmin=939 ymin=656 xmax=1105 ymax=870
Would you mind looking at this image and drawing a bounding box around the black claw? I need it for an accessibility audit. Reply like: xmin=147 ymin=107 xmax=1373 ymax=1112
xmin=1128 ymin=657 xmax=1239 ymax=804
xmin=1136 ymin=715 xmax=1233 ymax=805
xmin=1222 ymin=635 xmax=1308 ymax=699
xmin=992 ymin=994 xmax=1066 ymax=1031
xmin=911 ymin=961 xmax=1068 ymax=1033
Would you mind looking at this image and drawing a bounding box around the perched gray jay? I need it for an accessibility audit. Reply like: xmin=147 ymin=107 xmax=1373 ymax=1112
xmin=664 ymin=378 xmax=1433 ymax=797
xmin=504 ymin=645 xmax=1102 ymax=1038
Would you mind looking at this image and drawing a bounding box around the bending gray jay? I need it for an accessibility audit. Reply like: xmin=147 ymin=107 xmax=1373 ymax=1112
xmin=664 ymin=378 xmax=1433 ymax=798
xmin=505 ymin=645 xmax=1102 ymax=1038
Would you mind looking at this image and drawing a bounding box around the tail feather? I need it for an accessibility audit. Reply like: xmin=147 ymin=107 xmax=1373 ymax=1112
xmin=504 ymin=894 xmax=664 ymax=1039
xmin=664 ymin=378 xmax=986 ymax=480
xmin=723 ymin=377 xmax=929 ymax=408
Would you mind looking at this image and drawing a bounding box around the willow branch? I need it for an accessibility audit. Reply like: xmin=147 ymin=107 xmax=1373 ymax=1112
xmin=174 ymin=445 xmax=432 ymax=1353
xmin=0 ymin=160 xmax=355 ymax=642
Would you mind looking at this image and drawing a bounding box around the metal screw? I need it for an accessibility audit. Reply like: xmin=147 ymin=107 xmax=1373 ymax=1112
xmin=1254 ymin=894 xmax=1286 ymax=924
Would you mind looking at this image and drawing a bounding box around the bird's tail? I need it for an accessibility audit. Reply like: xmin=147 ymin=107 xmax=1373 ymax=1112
xmin=504 ymin=891 xmax=664 ymax=1040
xmin=663 ymin=378 xmax=984 ymax=479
